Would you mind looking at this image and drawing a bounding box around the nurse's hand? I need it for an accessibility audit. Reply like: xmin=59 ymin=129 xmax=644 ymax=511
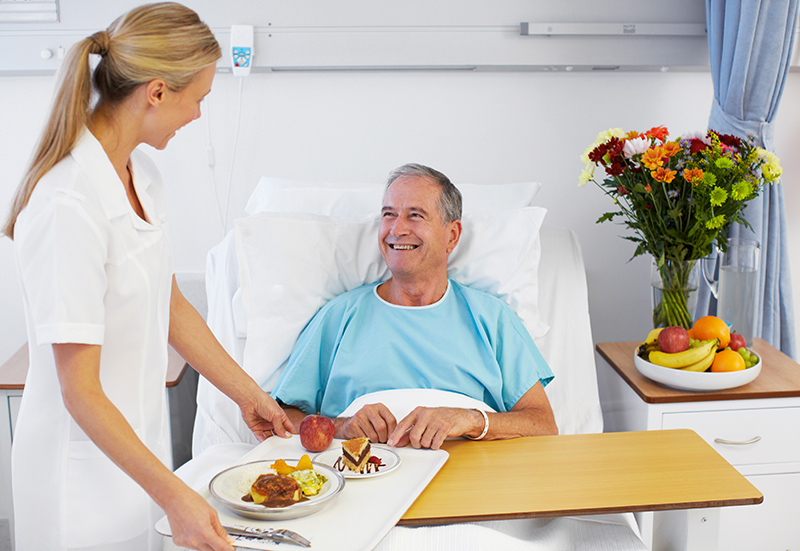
xmin=241 ymin=391 xmax=297 ymax=442
xmin=166 ymin=486 xmax=234 ymax=551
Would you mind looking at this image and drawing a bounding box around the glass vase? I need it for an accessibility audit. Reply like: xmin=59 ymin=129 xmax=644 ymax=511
xmin=651 ymin=258 xmax=699 ymax=330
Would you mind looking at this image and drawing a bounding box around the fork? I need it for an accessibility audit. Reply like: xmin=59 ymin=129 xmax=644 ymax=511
xmin=224 ymin=524 xmax=311 ymax=547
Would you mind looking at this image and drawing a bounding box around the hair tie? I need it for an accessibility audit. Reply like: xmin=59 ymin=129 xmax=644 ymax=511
xmin=90 ymin=30 xmax=110 ymax=57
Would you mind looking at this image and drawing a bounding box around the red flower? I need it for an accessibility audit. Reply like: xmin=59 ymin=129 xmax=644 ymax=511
xmin=616 ymin=185 xmax=628 ymax=195
xmin=716 ymin=132 xmax=742 ymax=149
xmin=689 ymin=139 xmax=707 ymax=154
xmin=645 ymin=203 xmax=653 ymax=210
xmin=644 ymin=126 xmax=669 ymax=141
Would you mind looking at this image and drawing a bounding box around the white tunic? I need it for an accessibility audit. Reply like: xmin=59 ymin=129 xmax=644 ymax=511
xmin=12 ymin=130 xmax=173 ymax=550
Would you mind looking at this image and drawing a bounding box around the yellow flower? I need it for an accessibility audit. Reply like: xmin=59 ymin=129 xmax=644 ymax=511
xmin=641 ymin=147 xmax=665 ymax=170
xmin=731 ymin=181 xmax=753 ymax=201
xmin=578 ymin=164 xmax=594 ymax=187
xmin=706 ymin=215 xmax=726 ymax=230
xmin=758 ymin=149 xmax=782 ymax=182
xmin=709 ymin=187 xmax=728 ymax=207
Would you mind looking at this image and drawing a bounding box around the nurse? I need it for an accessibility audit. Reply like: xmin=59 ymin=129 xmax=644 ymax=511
xmin=2 ymin=3 xmax=294 ymax=551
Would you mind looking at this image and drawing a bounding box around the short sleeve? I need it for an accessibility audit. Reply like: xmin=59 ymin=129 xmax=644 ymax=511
xmin=15 ymin=189 xmax=108 ymax=345
xmin=271 ymin=309 xmax=332 ymax=414
xmin=495 ymin=304 xmax=555 ymax=410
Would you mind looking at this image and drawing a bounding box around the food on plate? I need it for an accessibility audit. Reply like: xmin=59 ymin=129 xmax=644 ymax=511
xmin=333 ymin=453 xmax=386 ymax=474
xmin=729 ymin=332 xmax=747 ymax=352
xmin=289 ymin=468 xmax=327 ymax=496
xmin=299 ymin=414 xmax=336 ymax=452
xmin=657 ymin=326 xmax=690 ymax=353
xmin=690 ymin=315 xmax=731 ymax=350
xmin=242 ymin=455 xmax=329 ymax=506
xmin=647 ymin=339 xmax=718 ymax=370
xmin=711 ymin=349 xmax=747 ymax=372
xmin=248 ymin=474 xmax=302 ymax=507
xmin=342 ymin=437 xmax=371 ymax=472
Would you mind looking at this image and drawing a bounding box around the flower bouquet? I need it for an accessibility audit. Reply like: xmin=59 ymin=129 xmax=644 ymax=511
xmin=579 ymin=126 xmax=781 ymax=329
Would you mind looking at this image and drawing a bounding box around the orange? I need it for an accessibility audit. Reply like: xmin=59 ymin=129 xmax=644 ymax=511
xmin=711 ymin=349 xmax=746 ymax=372
xmin=691 ymin=315 xmax=730 ymax=349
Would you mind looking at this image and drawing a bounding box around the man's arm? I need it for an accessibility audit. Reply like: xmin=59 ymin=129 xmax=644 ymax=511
xmin=387 ymin=381 xmax=557 ymax=450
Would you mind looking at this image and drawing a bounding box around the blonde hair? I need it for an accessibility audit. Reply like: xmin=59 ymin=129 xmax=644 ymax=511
xmin=2 ymin=2 xmax=220 ymax=239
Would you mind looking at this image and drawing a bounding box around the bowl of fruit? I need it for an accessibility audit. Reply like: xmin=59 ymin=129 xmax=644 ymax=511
xmin=633 ymin=316 xmax=761 ymax=391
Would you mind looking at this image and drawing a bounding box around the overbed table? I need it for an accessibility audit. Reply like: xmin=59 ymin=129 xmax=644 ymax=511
xmin=401 ymin=429 xmax=762 ymax=551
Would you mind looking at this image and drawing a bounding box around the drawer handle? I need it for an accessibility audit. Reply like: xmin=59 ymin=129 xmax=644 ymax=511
xmin=713 ymin=436 xmax=761 ymax=446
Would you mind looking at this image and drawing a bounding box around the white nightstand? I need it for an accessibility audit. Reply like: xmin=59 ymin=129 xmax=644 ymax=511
xmin=596 ymin=339 xmax=800 ymax=551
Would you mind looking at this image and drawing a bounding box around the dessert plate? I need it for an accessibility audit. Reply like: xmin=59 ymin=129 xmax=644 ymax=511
xmin=209 ymin=459 xmax=345 ymax=520
xmin=314 ymin=445 xmax=401 ymax=479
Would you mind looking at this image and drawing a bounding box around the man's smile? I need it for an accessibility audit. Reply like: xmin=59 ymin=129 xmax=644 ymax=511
xmin=389 ymin=244 xmax=419 ymax=250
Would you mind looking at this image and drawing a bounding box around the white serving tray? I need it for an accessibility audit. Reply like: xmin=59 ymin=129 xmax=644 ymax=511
xmin=156 ymin=435 xmax=448 ymax=550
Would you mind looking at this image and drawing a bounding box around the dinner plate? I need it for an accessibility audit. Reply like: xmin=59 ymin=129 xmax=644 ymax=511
xmin=314 ymin=445 xmax=401 ymax=479
xmin=633 ymin=350 xmax=761 ymax=391
xmin=209 ymin=459 xmax=344 ymax=520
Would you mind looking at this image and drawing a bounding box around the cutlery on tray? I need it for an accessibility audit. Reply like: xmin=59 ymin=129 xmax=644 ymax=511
xmin=224 ymin=524 xmax=311 ymax=547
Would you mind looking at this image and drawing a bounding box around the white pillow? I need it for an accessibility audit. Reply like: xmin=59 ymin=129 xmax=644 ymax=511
xmin=235 ymin=206 xmax=548 ymax=388
xmin=245 ymin=176 xmax=542 ymax=218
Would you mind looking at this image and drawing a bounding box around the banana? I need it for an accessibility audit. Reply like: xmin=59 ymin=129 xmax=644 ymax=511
xmin=644 ymin=327 xmax=664 ymax=345
xmin=648 ymin=339 xmax=718 ymax=369
xmin=680 ymin=346 xmax=717 ymax=372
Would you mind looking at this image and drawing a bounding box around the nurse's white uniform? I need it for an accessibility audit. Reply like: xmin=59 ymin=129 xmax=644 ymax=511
xmin=12 ymin=130 xmax=173 ymax=551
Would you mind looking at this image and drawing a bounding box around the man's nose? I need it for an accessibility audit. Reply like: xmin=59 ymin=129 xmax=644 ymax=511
xmin=391 ymin=217 xmax=410 ymax=236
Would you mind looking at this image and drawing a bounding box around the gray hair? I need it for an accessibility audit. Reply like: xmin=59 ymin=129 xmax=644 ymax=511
xmin=385 ymin=163 xmax=462 ymax=224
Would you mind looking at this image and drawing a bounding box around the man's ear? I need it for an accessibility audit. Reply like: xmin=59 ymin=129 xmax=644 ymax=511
xmin=144 ymin=79 xmax=169 ymax=107
xmin=446 ymin=219 xmax=462 ymax=254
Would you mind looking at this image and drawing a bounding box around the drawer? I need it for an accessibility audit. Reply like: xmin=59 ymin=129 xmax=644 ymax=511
xmin=661 ymin=406 xmax=800 ymax=467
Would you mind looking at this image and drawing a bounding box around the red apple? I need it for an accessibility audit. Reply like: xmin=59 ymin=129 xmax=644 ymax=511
xmin=729 ymin=332 xmax=747 ymax=352
xmin=299 ymin=414 xmax=335 ymax=452
xmin=657 ymin=326 xmax=691 ymax=353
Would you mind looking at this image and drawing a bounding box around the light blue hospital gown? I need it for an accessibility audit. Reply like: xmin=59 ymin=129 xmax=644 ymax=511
xmin=272 ymin=279 xmax=553 ymax=416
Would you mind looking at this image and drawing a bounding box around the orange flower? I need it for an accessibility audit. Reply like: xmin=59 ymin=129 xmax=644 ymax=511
xmin=625 ymin=130 xmax=640 ymax=140
xmin=644 ymin=184 xmax=652 ymax=192
xmin=683 ymin=168 xmax=705 ymax=185
xmin=651 ymin=167 xmax=677 ymax=183
xmin=661 ymin=141 xmax=682 ymax=158
xmin=644 ymin=125 xmax=669 ymax=141
xmin=641 ymin=147 xmax=665 ymax=170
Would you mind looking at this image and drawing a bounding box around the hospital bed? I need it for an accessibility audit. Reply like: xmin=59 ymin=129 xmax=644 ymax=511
xmin=180 ymin=177 xmax=646 ymax=550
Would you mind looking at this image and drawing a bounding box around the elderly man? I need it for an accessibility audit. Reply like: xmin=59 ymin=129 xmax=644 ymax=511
xmin=271 ymin=163 xmax=558 ymax=449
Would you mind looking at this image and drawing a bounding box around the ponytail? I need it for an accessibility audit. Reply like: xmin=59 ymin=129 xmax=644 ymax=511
xmin=2 ymin=36 xmax=102 ymax=239
xmin=2 ymin=2 xmax=220 ymax=239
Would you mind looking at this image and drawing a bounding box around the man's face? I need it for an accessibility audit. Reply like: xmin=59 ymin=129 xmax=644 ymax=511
xmin=379 ymin=175 xmax=461 ymax=281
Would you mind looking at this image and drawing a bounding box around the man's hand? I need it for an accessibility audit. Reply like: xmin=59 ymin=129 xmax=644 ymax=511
xmin=240 ymin=391 xmax=297 ymax=442
xmin=387 ymin=407 xmax=484 ymax=450
xmin=337 ymin=403 xmax=397 ymax=443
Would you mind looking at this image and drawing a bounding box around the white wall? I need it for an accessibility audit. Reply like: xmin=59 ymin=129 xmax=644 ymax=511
xmin=2 ymin=68 xmax=799 ymax=366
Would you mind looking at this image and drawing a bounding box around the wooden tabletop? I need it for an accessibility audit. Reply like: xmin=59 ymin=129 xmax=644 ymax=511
xmin=596 ymin=338 xmax=800 ymax=404
xmin=399 ymin=429 xmax=762 ymax=525
xmin=0 ymin=343 xmax=189 ymax=389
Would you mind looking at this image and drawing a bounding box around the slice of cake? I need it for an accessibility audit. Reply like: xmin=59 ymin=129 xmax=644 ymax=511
xmin=341 ymin=437 xmax=371 ymax=472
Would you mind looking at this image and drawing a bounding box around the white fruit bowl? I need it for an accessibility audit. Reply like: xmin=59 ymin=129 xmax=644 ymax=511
xmin=633 ymin=351 xmax=761 ymax=391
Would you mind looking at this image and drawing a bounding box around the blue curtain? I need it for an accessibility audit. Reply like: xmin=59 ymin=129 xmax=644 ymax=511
xmin=696 ymin=0 xmax=798 ymax=359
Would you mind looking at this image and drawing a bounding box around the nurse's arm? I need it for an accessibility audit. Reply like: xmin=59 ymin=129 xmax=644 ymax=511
xmin=52 ymin=343 xmax=235 ymax=551
xmin=167 ymin=276 xmax=296 ymax=439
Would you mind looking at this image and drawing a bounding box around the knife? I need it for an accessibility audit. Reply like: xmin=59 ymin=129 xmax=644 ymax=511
xmin=224 ymin=524 xmax=311 ymax=547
